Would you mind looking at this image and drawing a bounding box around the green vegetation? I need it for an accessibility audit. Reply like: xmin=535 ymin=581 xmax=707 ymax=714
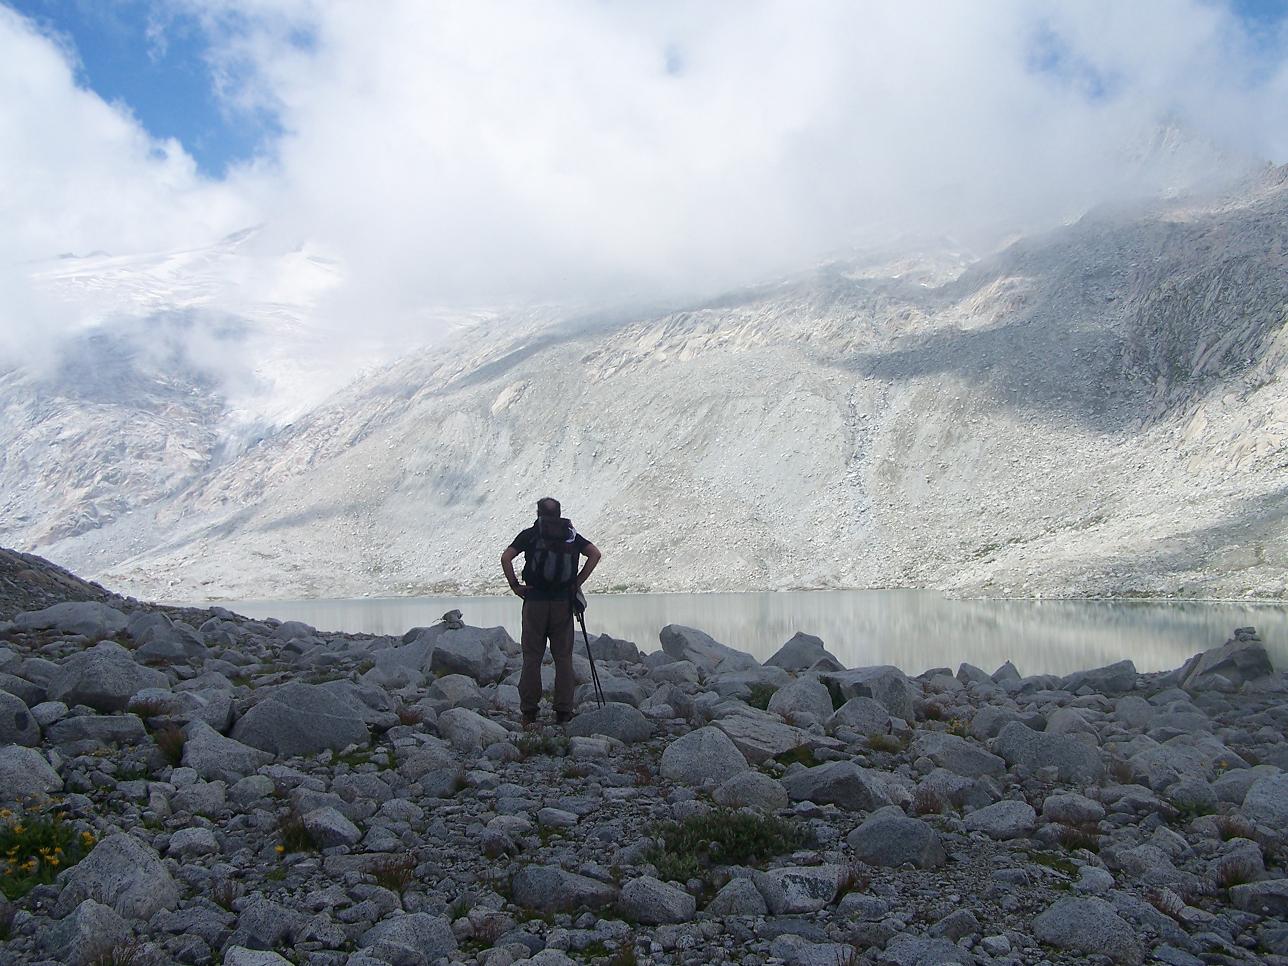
xmin=153 ymin=724 xmax=187 ymax=767
xmin=516 ymin=732 xmax=569 ymax=759
xmin=277 ymin=808 xmax=318 ymax=853
xmin=773 ymin=746 xmax=818 ymax=768
xmin=647 ymin=809 xmax=812 ymax=884
xmin=369 ymin=853 xmax=417 ymax=893
xmin=0 ymin=808 xmax=94 ymax=900
xmin=745 ymin=683 xmax=778 ymax=710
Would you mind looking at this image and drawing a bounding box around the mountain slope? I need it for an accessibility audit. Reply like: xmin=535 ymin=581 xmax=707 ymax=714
xmin=29 ymin=166 xmax=1278 ymax=601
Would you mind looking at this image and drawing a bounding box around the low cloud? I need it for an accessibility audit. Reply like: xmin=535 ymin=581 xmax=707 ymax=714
xmin=2 ymin=0 xmax=1287 ymax=406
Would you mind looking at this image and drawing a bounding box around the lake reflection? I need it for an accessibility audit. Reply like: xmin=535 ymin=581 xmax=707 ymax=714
xmin=208 ymin=590 xmax=1288 ymax=677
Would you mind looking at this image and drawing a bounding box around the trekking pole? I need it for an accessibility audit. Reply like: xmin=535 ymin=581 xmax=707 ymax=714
xmin=574 ymin=591 xmax=606 ymax=708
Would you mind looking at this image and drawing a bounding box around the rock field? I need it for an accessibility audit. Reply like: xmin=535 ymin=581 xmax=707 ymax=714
xmin=2 ymin=565 xmax=1288 ymax=965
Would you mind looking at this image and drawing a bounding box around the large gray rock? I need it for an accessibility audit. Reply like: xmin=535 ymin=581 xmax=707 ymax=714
xmin=992 ymin=720 xmax=1104 ymax=782
xmin=659 ymin=625 xmax=759 ymax=673
xmin=437 ymin=707 xmax=511 ymax=752
xmin=566 ymin=703 xmax=654 ymax=743
xmin=133 ymin=615 xmax=208 ymax=661
xmin=47 ymin=641 xmax=168 ymax=713
xmin=822 ymin=666 xmax=917 ymax=721
xmin=1031 ymin=897 xmax=1143 ymax=964
xmin=40 ymin=898 xmax=131 ymax=966
xmin=223 ymin=950 xmax=295 ymax=966
xmin=182 ymin=721 xmax=273 ymax=783
xmin=712 ymin=711 xmax=823 ymax=764
xmin=706 ymin=877 xmax=769 ymax=916
xmin=231 ymin=682 xmax=370 ymax=755
xmin=588 ymin=633 xmax=643 ymax=664
xmin=620 ymin=875 xmax=696 ymax=923
xmin=1062 ymin=660 xmax=1137 ymax=696
xmin=0 ymin=745 xmax=61 ymax=803
xmin=764 ymin=633 xmax=841 ymax=672
xmin=129 ymin=686 xmax=234 ymax=730
xmin=911 ymin=732 xmax=1005 ymax=779
xmin=360 ymin=913 xmax=458 ymax=961
xmin=1177 ymin=632 xmax=1275 ymax=691
xmin=45 ymin=714 xmax=147 ymax=748
xmin=1042 ymin=792 xmax=1105 ymax=825
xmin=767 ymin=677 xmax=834 ymax=722
xmin=1242 ymin=772 xmax=1288 ymax=827
xmin=426 ymin=625 xmax=511 ymax=684
xmin=713 ymin=771 xmax=789 ymax=811
xmin=660 ymin=726 xmax=750 ymax=785
xmin=303 ymin=806 xmax=362 ymax=847
xmin=828 ymin=696 xmax=892 ymax=735
xmin=511 ymin=865 xmax=618 ymax=912
xmin=14 ymin=602 xmax=128 ymax=639
xmin=963 ymin=799 xmax=1037 ymax=839
xmin=847 ymin=807 xmax=946 ymax=868
xmin=55 ymin=832 xmax=179 ymax=920
xmin=1230 ymin=878 xmax=1288 ymax=916
xmin=877 ymin=934 xmax=975 ymax=965
xmin=755 ymin=865 xmax=844 ymax=914
xmin=0 ymin=689 xmax=39 ymax=746
xmin=782 ymin=761 xmax=896 ymax=811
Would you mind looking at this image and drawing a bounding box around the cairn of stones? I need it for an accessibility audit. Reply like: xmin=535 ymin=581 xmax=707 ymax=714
xmin=0 ymin=589 xmax=1286 ymax=965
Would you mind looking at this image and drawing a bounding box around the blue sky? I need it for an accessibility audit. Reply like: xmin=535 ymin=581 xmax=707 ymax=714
xmin=6 ymin=0 xmax=1287 ymax=180
xmin=5 ymin=0 xmax=276 ymax=176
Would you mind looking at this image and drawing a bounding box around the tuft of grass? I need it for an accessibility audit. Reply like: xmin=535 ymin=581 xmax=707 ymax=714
xmin=1028 ymin=850 xmax=1079 ymax=877
xmin=277 ymin=809 xmax=317 ymax=853
xmin=647 ymin=809 xmax=812 ymax=884
xmin=774 ymin=746 xmax=818 ymax=768
xmin=607 ymin=947 xmax=640 ymax=966
xmin=911 ymin=785 xmax=951 ymax=817
xmin=90 ymin=941 xmax=144 ymax=966
xmin=516 ymin=732 xmax=569 ymax=759
xmin=370 ymin=853 xmax=417 ymax=893
xmin=396 ymin=706 xmax=426 ymax=727
xmin=746 ymin=683 xmax=778 ymax=711
xmin=1213 ymin=815 xmax=1256 ymax=842
xmin=1107 ymin=756 xmax=1135 ymax=786
xmin=153 ymin=724 xmax=187 ymax=767
xmin=866 ymin=733 xmax=908 ymax=754
xmin=0 ymin=808 xmax=94 ymax=900
xmin=922 ymin=701 xmax=949 ymax=722
xmin=211 ymin=879 xmax=240 ymax=911
xmin=131 ymin=695 xmax=178 ymax=718
xmin=1144 ymin=887 xmax=1187 ymax=923
xmin=448 ymin=894 xmax=471 ymax=921
xmin=1056 ymin=824 xmax=1101 ymax=853
xmin=1214 ymin=853 xmax=1262 ymax=890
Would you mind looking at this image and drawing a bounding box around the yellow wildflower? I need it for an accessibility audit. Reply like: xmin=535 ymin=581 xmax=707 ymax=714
xmin=275 ymin=844 xmax=286 ymax=855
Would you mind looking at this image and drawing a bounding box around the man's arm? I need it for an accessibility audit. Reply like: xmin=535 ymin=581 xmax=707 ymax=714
xmin=577 ymin=542 xmax=602 ymax=587
xmin=500 ymin=546 xmax=526 ymax=597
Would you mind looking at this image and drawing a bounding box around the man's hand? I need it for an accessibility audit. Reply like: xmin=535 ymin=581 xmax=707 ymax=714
xmin=510 ymin=583 xmax=528 ymax=599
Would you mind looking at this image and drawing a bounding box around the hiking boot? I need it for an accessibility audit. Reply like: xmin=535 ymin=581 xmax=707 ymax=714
xmin=522 ymin=712 xmax=539 ymax=729
xmin=555 ymin=711 xmax=575 ymax=725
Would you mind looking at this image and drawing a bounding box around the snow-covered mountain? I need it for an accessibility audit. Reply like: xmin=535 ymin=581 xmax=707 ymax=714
xmin=6 ymin=166 xmax=1288 ymax=601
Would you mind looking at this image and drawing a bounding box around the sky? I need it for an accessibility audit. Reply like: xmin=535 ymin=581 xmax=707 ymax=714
xmin=2 ymin=0 xmax=1287 ymax=405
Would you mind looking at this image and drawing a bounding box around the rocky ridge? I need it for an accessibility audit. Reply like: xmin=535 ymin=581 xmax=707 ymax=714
xmin=28 ymin=163 xmax=1284 ymax=602
xmin=1 ymin=562 xmax=1288 ymax=964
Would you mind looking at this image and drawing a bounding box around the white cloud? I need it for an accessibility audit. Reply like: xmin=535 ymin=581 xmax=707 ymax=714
xmin=2 ymin=0 xmax=1287 ymax=389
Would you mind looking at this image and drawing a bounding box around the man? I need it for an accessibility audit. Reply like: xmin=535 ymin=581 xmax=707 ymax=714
xmin=501 ymin=497 xmax=601 ymax=725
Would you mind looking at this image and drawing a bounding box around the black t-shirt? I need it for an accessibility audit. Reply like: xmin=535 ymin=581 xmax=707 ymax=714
xmin=510 ymin=525 xmax=591 ymax=601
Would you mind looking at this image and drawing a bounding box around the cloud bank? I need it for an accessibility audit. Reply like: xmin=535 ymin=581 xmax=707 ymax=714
xmin=2 ymin=0 xmax=1287 ymax=385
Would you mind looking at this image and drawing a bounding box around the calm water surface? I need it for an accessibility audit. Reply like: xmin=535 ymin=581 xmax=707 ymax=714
xmin=210 ymin=590 xmax=1288 ymax=678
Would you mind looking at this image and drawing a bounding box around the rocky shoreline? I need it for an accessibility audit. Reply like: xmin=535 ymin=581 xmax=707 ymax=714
xmin=0 ymin=560 xmax=1287 ymax=965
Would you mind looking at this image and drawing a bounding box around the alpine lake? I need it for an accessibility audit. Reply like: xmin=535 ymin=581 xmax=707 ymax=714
xmin=205 ymin=589 xmax=1288 ymax=677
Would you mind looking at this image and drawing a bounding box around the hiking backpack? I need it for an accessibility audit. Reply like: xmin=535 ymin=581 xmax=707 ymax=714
xmin=522 ymin=517 xmax=580 ymax=592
